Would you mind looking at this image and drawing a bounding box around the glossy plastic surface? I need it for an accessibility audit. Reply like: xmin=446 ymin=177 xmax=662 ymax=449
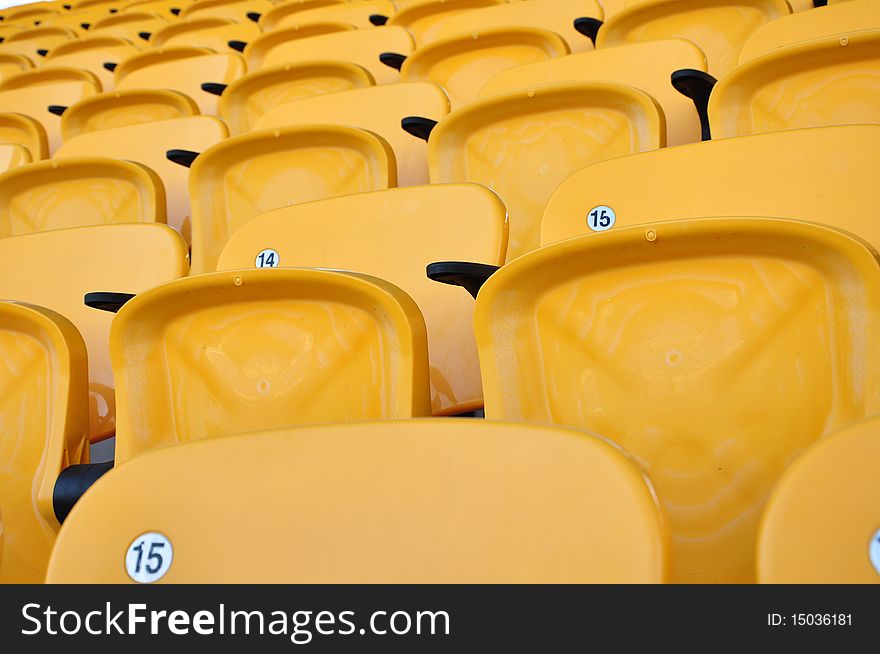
xmin=60 ymin=88 xmax=199 ymax=139
xmin=241 ymin=22 xmax=355 ymax=69
xmin=151 ymin=16 xmax=261 ymax=52
xmin=257 ymin=0 xmax=348 ymax=31
xmin=190 ymin=124 xmax=396 ymax=273
xmin=181 ymin=0 xmax=273 ymax=23
xmin=217 ymin=183 xmax=507 ymax=415
xmin=0 ymin=111 xmax=48 ymax=160
xmin=430 ymin=81 xmax=663 ymax=260
xmin=254 ymin=81 xmax=449 ymax=185
xmin=0 ymin=143 xmax=32 ymax=171
xmin=388 ymin=0 xmax=505 ymax=44
xmin=109 ymin=268 xmax=431 ymax=463
xmin=43 ymin=36 xmax=141 ymax=92
xmin=269 ymin=0 xmax=396 ymax=31
xmin=0 ymin=53 xmax=33 ymax=84
xmin=0 ymin=301 xmax=88 ymax=583
xmin=401 ymin=27 xmax=569 ymax=109
xmin=0 ymin=26 xmax=76 ymax=60
xmin=47 ymin=420 xmax=668 ymax=583
xmin=476 ymin=217 xmax=880 ymax=583
xmin=89 ymin=11 xmax=170 ymax=42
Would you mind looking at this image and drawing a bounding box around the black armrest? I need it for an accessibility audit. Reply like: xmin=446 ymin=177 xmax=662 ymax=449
xmin=170 ymin=7 xmax=181 ymax=15
xmin=62 ymin=4 xmax=71 ymax=9
xmin=379 ymin=52 xmax=406 ymax=71
xmin=103 ymin=61 xmax=117 ymax=72
xmin=401 ymin=116 xmax=437 ymax=141
xmin=138 ymin=31 xmax=151 ymax=41
xmin=48 ymin=105 xmax=67 ymax=116
xmin=0 ymin=38 xmax=4 ymax=44
xmin=53 ymin=461 xmax=113 ymax=523
xmin=201 ymin=82 xmax=227 ymax=96
xmin=427 ymin=262 xmax=499 ymax=300
xmin=85 ymin=292 xmax=135 ymax=313
xmin=369 ymin=14 xmax=389 ymax=25
xmin=247 ymin=11 xmax=261 ymax=22
xmin=228 ymin=40 xmax=247 ymax=52
xmin=109 ymin=8 xmax=118 ymax=13
xmin=36 ymin=49 xmax=48 ymax=57
xmin=671 ymin=69 xmax=717 ymax=141
xmin=573 ymin=17 xmax=603 ymax=45
xmin=80 ymin=22 xmax=90 ymax=30
xmin=813 ymin=0 xmax=827 ymax=6
xmin=166 ymin=149 xmax=200 ymax=168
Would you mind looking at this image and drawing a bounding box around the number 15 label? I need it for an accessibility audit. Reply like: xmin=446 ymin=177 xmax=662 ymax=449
xmin=587 ymin=205 xmax=616 ymax=232
xmin=126 ymin=532 xmax=173 ymax=583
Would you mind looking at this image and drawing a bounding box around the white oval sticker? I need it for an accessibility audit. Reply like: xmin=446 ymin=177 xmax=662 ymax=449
xmin=126 ymin=532 xmax=173 ymax=583
xmin=255 ymin=248 xmax=279 ymax=268
xmin=587 ymin=205 xmax=616 ymax=232
xmin=870 ymin=528 xmax=880 ymax=576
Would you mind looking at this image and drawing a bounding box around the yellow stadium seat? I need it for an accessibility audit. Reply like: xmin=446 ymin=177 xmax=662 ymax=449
xmin=597 ymin=0 xmax=791 ymax=77
xmin=217 ymin=183 xmax=506 ymax=415
xmin=757 ymin=416 xmax=880 ymax=583
xmin=0 ymin=144 xmax=31 ymax=172
xmin=255 ymin=0 xmax=349 ymax=32
xmin=235 ymin=22 xmax=355 ymax=70
xmin=0 ymin=223 xmax=187 ymax=443
xmin=263 ymin=0 xmax=396 ymax=31
xmin=55 ymin=115 xmax=228 ymax=240
xmin=109 ymin=43 xmax=210 ymax=77
xmin=387 ymin=0 xmax=505 ymax=45
xmin=88 ymin=11 xmax=170 ymax=42
xmin=215 ymin=60 xmax=372 ymax=133
xmin=47 ymin=419 xmax=669 ymax=583
xmin=260 ymin=26 xmax=414 ymax=85
xmin=0 ymin=68 xmax=100 ymax=154
xmin=0 ymin=300 xmax=89 ymax=583
xmin=0 ymin=25 xmax=77 ymax=61
xmin=180 ymin=0 xmax=272 ymax=23
xmin=0 ymin=156 xmax=164 ymax=236
xmin=475 ymin=217 xmax=880 ymax=583
xmin=184 ymin=124 xmax=396 ymax=273
xmin=72 ymin=0 xmax=121 ymax=9
xmin=102 ymin=268 xmax=431 ymax=464
xmin=0 ymin=24 xmax=27 ymax=44
xmin=397 ymin=27 xmax=569 ymax=109
xmin=0 ymin=53 xmax=34 ymax=83
xmin=254 ymin=81 xmax=449 ymax=185
xmin=434 ymin=0 xmax=602 ymax=53
xmin=426 ymin=81 xmax=664 ymax=260
xmin=147 ymin=15 xmax=259 ymax=51
xmin=740 ymin=0 xmax=880 ymax=63
xmin=480 ymin=38 xmax=707 ymax=146
xmin=709 ymin=29 xmax=880 ymax=138
xmin=0 ymin=111 xmax=48 ymax=159
xmin=43 ymin=35 xmax=140 ymax=91
xmin=115 ymin=47 xmax=246 ymax=115
xmin=4 ymin=6 xmax=60 ymax=27
xmin=40 ymin=7 xmax=121 ymax=33
xmin=59 ymin=88 xmax=198 ymax=139
xmin=121 ymin=0 xmax=191 ymax=18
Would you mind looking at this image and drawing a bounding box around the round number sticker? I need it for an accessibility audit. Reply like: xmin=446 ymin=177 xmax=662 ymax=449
xmin=255 ymin=248 xmax=279 ymax=268
xmin=870 ymin=528 xmax=880 ymax=576
xmin=126 ymin=532 xmax=173 ymax=583
xmin=586 ymin=205 xmax=616 ymax=232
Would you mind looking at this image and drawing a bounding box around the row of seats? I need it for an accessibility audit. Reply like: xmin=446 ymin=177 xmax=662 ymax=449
xmin=0 ymin=0 xmax=877 ymax=585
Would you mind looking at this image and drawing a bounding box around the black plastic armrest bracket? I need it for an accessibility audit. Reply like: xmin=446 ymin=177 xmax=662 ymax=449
xmin=166 ymin=149 xmax=199 ymax=168
xmin=103 ymin=61 xmax=117 ymax=72
xmin=379 ymin=52 xmax=406 ymax=71
xmin=427 ymin=262 xmax=500 ymax=300
xmin=246 ymin=11 xmax=261 ymax=22
xmin=201 ymin=82 xmax=227 ymax=96
xmin=170 ymin=7 xmax=181 ymax=15
xmin=228 ymin=40 xmax=247 ymax=52
xmin=84 ymin=292 xmax=135 ymax=313
xmin=80 ymin=22 xmax=90 ymax=30
xmin=48 ymin=105 xmax=67 ymax=116
xmin=138 ymin=31 xmax=151 ymax=41
xmin=53 ymin=461 xmax=113 ymax=523
xmin=401 ymin=116 xmax=437 ymax=141
xmin=813 ymin=0 xmax=827 ymax=6
xmin=572 ymin=17 xmax=603 ymax=46
xmin=369 ymin=14 xmax=389 ymax=25
xmin=671 ymin=68 xmax=717 ymax=141
xmin=36 ymin=49 xmax=48 ymax=57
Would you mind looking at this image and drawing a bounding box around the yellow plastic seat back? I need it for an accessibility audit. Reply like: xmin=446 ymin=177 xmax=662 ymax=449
xmin=400 ymin=27 xmax=570 ymax=109
xmin=55 ymin=115 xmax=229 ymax=240
xmin=0 ymin=157 xmax=165 ymax=236
xmin=111 ymin=45 xmax=213 ymax=80
xmin=388 ymin=0 xmax=506 ymax=45
xmin=218 ymin=183 xmax=507 ymax=415
xmin=180 ymin=0 xmax=273 ymax=23
xmin=4 ymin=6 xmax=60 ymax=27
xmin=0 ymin=68 xmax=101 ymax=154
xmin=430 ymin=81 xmax=663 ymax=260
xmin=260 ymin=26 xmax=415 ymax=85
xmin=434 ymin=0 xmax=601 ymax=54
xmin=0 ymin=112 xmax=48 ymax=159
xmin=116 ymin=49 xmax=247 ymax=115
xmin=0 ymin=300 xmax=89 ymax=583
xmin=149 ymin=16 xmax=260 ymax=51
xmin=43 ymin=36 xmax=141 ymax=92
xmin=218 ymin=60 xmax=374 ymax=134
xmin=481 ymin=39 xmax=706 ymax=146
xmin=189 ymin=124 xmax=395 ymax=273
xmin=740 ymin=0 xmax=880 ymax=63
xmin=597 ymin=0 xmax=791 ymax=77
xmin=89 ymin=11 xmax=171 ymax=42
xmin=60 ymin=88 xmax=199 ymax=139
xmin=110 ymin=268 xmax=431 ymax=463
xmin=542 ymin=125 xmax=880 ymax=251
xmin=709 ymin=29 xmax=880 ymax=138
xmin=0 ymin=224 xmax=188 ymax=443
xmin=758 ymin=416 xmax=880 ymax=583
xmin=0 ymin=53 xmax=34 ymax=84
xmin=240 ymin=23 xmax=356 ymax=70
xmin=0 ymin=143 xmax=32 ymax=171
xmin=121 ymin=0 xmax=194 ymax=18
xmin=47 ymin=419 xmax=668 ymax=583
xmin=267 ymin=0 xmax=397 ymax=31
xmin=254 ymin=81 xmax=449 ymax=185
xmin=41 ymin=7 xmax=124 ymax=34
xmin=476 ymin=217 xmax=880 ymax=583
xmin=0 ymin=26 xmax=77 ymax=61
xmin=257 ymin=0 xmax=349 ymax=31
